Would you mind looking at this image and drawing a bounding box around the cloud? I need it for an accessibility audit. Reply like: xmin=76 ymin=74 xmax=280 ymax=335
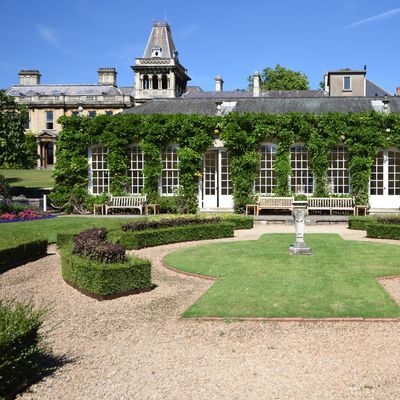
xmin=346 ymin=8 xmax=400 ymax=29
xmin=36 ymin=25 xmax=60 ymax=48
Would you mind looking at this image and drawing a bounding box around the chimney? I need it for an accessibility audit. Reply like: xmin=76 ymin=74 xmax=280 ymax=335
xmin=253 ymin=71 xmax=261 ymax=97
xmin=98 ymin=68 xmax=117 ymax=85
xmin=215 ymin=75 xmax=224 ymax=92
xmin=396 ymin=87 xmax=400 ymax=96
xmin=324 ymin=73 xmax=329 ymax=94
xmin=18 ymin=70 xmax=41 ymax=85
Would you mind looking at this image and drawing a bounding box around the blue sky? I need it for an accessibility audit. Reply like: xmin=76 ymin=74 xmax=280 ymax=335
xmin=1 ymin=0 xmax=399 ymax=93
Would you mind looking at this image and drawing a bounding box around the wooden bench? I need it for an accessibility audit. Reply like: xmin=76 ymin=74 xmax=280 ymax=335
xmin=105 ymin=195 xmax=147 ymax=215
xmin=307 ymin=197 xmax=355 ymax=215
xmin=256 ymin=196 xmax=294 ymax=215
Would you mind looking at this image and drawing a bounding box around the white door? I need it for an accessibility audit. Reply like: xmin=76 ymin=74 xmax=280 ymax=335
xmin=201 ymin=150 xmax=233 ymax=209
xmin=369 ymin=149 xmax=400 ymax=209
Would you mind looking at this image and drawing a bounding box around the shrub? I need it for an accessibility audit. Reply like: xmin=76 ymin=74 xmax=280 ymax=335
xmin=117 ymin=222 xmax=235 ymax=250
xmin=73 ymin=228 xmax=126 ymax=263
xmin=376 ymin=216 xmax=400 ymax=225
xmin=220 ymin=215 xmax=254 ymax=229
xmin=0 ymin=234 xmax=48 ymax=273
xmin=0 ymin=300 xmax=46 ymax=398
xmin=348 ymin=216 xmax=377 ymax=230
xmin=366 ymin=223 xmax=400 ymax=240
xmin=122 ymin=216 xmax=222 ymax=232
xmin=61 ymin=246 xmax=152 ymax=296
xmin=157 ymin=196 xmax=179 ymax=214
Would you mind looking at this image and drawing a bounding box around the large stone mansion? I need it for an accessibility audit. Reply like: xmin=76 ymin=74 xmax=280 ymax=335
xmin=5 ymin=21 xmax=398 ymax=170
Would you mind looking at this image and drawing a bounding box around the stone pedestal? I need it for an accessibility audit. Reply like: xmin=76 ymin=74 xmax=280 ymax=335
xmin=289 ymin=200 xmax=312 ymax=256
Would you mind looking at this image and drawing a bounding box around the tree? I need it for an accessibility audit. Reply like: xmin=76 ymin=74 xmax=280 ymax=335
xmin=248 ymin=64 xmax=310 ymax=90
xmin=0 ymin=90 xmax=30 ymax=168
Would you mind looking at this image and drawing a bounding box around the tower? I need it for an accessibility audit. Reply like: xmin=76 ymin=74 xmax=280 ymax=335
xmin=132 ymin=21 xmax=190 ymax=101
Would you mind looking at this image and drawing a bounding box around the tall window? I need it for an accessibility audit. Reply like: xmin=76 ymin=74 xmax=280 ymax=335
xmin=256 ymin=144 xmax=276 ymax=194
xmin=370 ymin=150 xmax=384 ymax=195
xmin=45 ymin=111 xmax=53 ymax=129
xmin=88 ymin=111 xmax=96 ymax=118
xmin=105 ymin=111 xmax=113 ymax=116
xmin=343 ymin=76 xmax=351 ymax=91
xmin=152 ymin=75 xmax=159 ymax=90
xmin=143 ymin=75 xmax=149 ymax=89
xmin=328 ymin=146 xmax=350 ymax=194
xmin=128 ymin=145 xmax=144 ymax=195
xmin=388 ymin=149 xmax=400 ymax=195
xmin=90 ymin=146 xmax=109 ymax=194
xmin=161 ymin=145 xmax=179 ymax=195
xmin=162 ymin=75 xmax=168 ymax=89
xmin=220 ymin=150 xmax=232 ymax=195
xmin=290 ymin=144 xmax=313 ymax=194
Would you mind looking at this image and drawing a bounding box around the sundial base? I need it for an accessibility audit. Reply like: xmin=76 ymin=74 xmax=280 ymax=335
xmin=288 ymin=242 xmax=312 ymax=256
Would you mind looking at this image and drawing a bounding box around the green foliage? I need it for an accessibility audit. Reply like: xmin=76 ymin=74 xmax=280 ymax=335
xmin=0 ymin=300 xmax=46 ymax=398
xmin=60 ymin=245 xmax=152 ymax=296
xmin=220 ymin=215 xmax=254 ymax=229
xmin=24 ymin=132 xmax=38 ymax=169
xmin=0 ymin=90 xmax=31 ymax=169
xmin=248 ymin=64 xmax=310 ymax=90
xmin=366 ymin=223 xmax=400 ymax=240
xmin=348 ymin=216 xmax=377 ymax=230
xmin=0 ymin=172 xmax=10 ymax=199
xmin=116 ymin=222 xmax=235 ymax=250
xmin=0 ymin=234 xmax=48 ymax=273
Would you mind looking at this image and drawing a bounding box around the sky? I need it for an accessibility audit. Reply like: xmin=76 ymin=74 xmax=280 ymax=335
xmin=1 ymin=0 xmax=399 ymax=93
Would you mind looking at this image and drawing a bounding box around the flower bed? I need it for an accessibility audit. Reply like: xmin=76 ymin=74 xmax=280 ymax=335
xmin=0 ymin=209 xmax=57 ymax=223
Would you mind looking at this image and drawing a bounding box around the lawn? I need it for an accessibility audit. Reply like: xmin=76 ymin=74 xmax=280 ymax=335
xmin=163 ymin=233 xmax=400 ymax=318
xmin=1 ymin=169 xmax=54 ymax=188
xmin=0 ymin=216 xmax=135 ymax=243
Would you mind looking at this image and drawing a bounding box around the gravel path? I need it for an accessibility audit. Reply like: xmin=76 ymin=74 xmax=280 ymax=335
xmin=1 ymin=224 xmax=400 ymax=399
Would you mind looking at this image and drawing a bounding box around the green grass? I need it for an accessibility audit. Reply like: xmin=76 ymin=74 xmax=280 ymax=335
xmin=163 ymin=233 xmax=400 ymax=318
xmin=1 ymin=169 xmax=54 ymax=188
xmin=0 ymin=216 xmax=136 ymax=243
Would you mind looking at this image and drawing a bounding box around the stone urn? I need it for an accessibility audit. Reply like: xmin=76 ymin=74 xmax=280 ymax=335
xmin=288 ymin=200 xmax=312 ymax=255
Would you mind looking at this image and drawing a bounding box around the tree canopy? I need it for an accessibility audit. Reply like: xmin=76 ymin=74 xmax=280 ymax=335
xmin=249 ymin=64 xmax=310 ymax=90
xmin=0 ymin=90 xmax=30 ymax=168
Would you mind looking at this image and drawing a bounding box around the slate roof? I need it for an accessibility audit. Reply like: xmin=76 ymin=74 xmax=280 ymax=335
xmin=366 ymin=79 xmax=392 ymax=97
xmin=143 ymin=21 xmax=176 ymax=59
xmin=182 ymin=89 xmax=327 ymax=99
xmin=124 ymin=97 xmax=400 ymax=116
xmin=5 ymin=84 xmax=127 ymax=97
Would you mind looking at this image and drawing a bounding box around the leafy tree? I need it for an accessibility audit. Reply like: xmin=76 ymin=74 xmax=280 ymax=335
xmin=248 ymin=64 xmax=310 ymax=90
xmin=0 ymin=90 xmax=30 ymax=168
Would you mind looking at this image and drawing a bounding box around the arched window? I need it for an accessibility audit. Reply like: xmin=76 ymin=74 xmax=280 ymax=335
xmin=256 ymin=144 xmax=276 ymax=194
xmin=89 ymin=146 xmax=109 ymax=194
xmin=328 ymin=145 xmax=350 ymax=194
xmin=152 ymin=75 xmax=159 ymax=90
xmin=290 ymin=144 xmax=313 ymax=194
xmin=161 ymin=145 xmax=179 ymax=195
xmin=128 ymin=145 xmax=144 ymax=195
xmin=162 ymin=74 xmax=168 ymax=89
xmin=143 ymin=75 xmax=149 ymax=89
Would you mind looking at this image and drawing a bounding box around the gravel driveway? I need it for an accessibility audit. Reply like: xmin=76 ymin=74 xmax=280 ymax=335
xmin=1 ymin=224 xmax=400 ymax=400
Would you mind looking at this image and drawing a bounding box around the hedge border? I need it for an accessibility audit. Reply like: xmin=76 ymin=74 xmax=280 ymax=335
xmin=366 ymin=223 xmax=400 ymax=240
xmin=116 ymin=222 xmax=235 ymax=250
xmin=348 ymin=216 xmax=377 ymax=231
xmin=0 ymin=239 xmax=48 ymax=273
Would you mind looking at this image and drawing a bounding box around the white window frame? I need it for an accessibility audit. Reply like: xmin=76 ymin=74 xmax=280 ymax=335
xmin=88 ymin=145 xmax=109 ymax=194
xmin=45 ymin=110 xmax=53 ymax=129
xmin=290 ymin=144 xmax=314 ymax=195
xmin=128 ymin=144 xmax=145 ymax=195
xmin=160 ymin=144 xmax=179 ymax=196
xmin=256 ymin=143 xmax=276 ymax=194
xmin=328 ymin=145 xmax=350 ymax=194
xmin=343 ymin=76 xmax=352 ymax=91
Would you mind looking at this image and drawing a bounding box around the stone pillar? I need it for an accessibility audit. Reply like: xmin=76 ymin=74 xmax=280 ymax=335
xmin=253 ymin=71 xmax=261 ymax=97
xmin=53 ymin=141 xmax=57 ymax=165
xmin=158 ymin=74 xmax=162 ymax=89
xmin=288 ymin=201 xmax=312 ymax=255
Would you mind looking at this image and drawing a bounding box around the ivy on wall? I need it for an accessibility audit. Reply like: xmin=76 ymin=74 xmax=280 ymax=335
xmin=50 ymin=111 xmax=400 ymax=214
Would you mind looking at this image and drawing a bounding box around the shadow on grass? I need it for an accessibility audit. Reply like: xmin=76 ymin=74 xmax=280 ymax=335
xmin=10 ymin=187 xmax=52 ymax=198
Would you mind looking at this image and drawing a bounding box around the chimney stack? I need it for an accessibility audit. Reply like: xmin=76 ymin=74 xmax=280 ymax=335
xmin=396 ymin=87 xmax=400 ymax=96
xmin=215 ymin=75 xmax=224 ymax=92
xmin=253 ymin=71 xmax=261 ymax=97
xmin=98 ymin=68 xmax=117 ymax=85
xmin=18 ymin=70 xmax=41 ymax=85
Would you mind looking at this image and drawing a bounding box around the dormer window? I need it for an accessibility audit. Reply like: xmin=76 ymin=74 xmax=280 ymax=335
xmin=343 ymin=76 xmax=351 ymax=91
xmin=151 ymin=46 xmax=162 ymax=58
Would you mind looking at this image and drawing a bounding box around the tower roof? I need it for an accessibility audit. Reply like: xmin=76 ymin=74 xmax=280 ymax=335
xmin=143 ymin=21 xmax=177 ymax=59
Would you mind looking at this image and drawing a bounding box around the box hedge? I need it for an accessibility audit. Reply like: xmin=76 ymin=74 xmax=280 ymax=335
xmin=60 ymin=246 xmax=152 ymax=296
xmin=348 ymin=216 xmax=377 ymax=231
xmin=221 ymin=215 xmax=253 ymax=230
xmin=116 ymin=222 xmax=235 ymax=250
xmin=0 ymin=300 xmax=46 ymax=399
xmin=0 ymin=234 xmax=48 ymax=273
xmin=366 ymin=223 xmax=400 ymax=240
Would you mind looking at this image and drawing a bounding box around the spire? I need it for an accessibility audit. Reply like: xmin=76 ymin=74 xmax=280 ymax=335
xmin=143 ymin=21 xmax=177 ymax=59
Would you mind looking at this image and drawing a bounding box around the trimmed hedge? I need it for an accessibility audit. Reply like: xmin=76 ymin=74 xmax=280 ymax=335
xmin=221 ymin=215 xmax=253 ymax=230
xmin=0 ymin=234 xmax=48 ymax=273
xmin=122 ymin=217 xmax=222 ymax=231
xmin=377 ymin=215 xmax=400 ymax=225
xmin=366 ymin=223 xmax=400 ymax=240
xmin=60 ymin=246 xmax=152 ymax=296
xmin=116 ymin=222 xmax=235 ymax=250
xmin=348 ymin=216 xmax=377 ymax=231
xmin=0 ymin=300 xmax=46 ymax=399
